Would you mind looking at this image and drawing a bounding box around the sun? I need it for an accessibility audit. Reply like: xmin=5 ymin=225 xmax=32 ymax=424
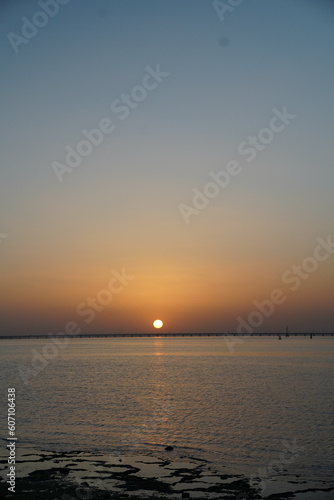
xmin=153 ymin=319 xmax=163 ymax=329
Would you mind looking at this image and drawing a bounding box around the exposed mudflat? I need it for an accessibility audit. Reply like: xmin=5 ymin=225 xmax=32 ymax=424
xmin=0 ymin=447 xmax=333 ymax=499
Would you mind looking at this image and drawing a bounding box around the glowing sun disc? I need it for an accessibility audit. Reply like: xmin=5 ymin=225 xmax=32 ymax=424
xmin=153 ymin=319 xmax=163 ymax=329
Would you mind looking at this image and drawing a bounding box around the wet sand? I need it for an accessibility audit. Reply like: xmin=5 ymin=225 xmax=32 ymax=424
xmin=0 ymin=447 xmax=333 ymax=499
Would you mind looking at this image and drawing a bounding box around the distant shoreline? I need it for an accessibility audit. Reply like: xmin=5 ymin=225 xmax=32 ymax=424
xmin=1 ymin=333 xmax=333 ymax=339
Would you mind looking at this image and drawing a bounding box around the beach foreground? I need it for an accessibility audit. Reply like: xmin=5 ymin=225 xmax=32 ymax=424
xmin=1 ymin=447 xmax=333 ymax=500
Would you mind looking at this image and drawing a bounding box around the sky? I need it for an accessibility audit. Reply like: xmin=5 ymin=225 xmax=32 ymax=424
xmin=1 ymin=0 xmax=334 ymax=335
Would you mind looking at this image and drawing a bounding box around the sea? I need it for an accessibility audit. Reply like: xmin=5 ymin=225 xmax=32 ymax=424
xmin=0 ymin=336 xmax=333 ymax=494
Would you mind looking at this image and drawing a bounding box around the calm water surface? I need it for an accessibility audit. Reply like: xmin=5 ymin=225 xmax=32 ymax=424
xmin=1 ymin=337 xmax=333 ymax=486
